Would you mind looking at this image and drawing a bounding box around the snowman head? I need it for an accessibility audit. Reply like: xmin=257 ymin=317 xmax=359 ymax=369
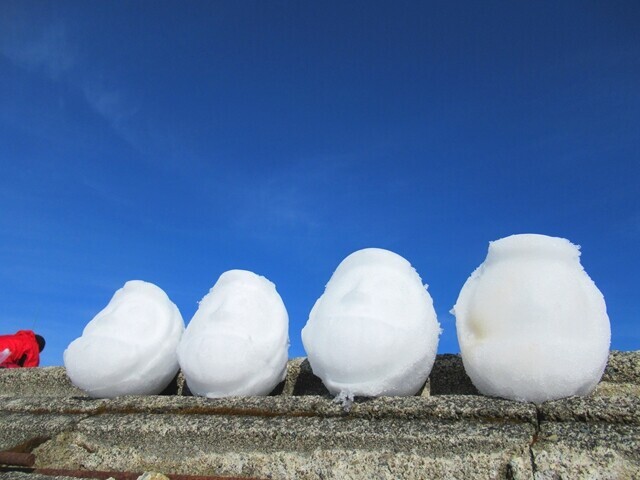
xmin=302 ymin=248 xmax=440 ymax=397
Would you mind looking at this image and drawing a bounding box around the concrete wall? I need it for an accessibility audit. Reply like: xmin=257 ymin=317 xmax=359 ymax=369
xmin=1 ymin=352 xmax=638 ymax=479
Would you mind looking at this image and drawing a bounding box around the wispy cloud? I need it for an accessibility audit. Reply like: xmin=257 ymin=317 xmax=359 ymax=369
xmin=231 ymin=155 xmax=356 ymax=238
xmin=0 ymin=15 xmax=141 ymax=153
xmin=232 ymin=179 xmax=319 ymax=237
xmin=81 ymin=82 xmax=140 ymax=150
xmin=0 ymin=22 xmax=77 ymax=79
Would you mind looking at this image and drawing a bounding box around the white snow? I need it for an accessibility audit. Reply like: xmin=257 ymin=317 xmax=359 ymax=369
xmin=452 ymin=234 xmax=611 ymax=403
xmin=302 ymin=248 xmax=441 ymax=397
xmin=333 ymin=389 xmax=354 ymax=412
xmin=177 ymin=270 xmax=289 ymax=398
xmin=64 ymin=280 xmax=185 ymax=398
xmin=0 ymin=348 xmax=10 ymax=364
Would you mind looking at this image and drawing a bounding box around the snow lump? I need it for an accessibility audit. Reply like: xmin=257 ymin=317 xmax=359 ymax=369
xmin=64 ymin=280 xmax=185 ymax=398
xmin=452 ymin=234 xmax=611 ymax=403
xmin=302 ymin=248 xmax=441 ymax=397
xmin=0 ymin=348 xmax=10 ymax=364
xmin=178 ymin=270 xmax=289 ymax=398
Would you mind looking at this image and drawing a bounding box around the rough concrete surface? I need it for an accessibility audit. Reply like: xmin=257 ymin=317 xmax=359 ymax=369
xmin=1 ymin=351 xmax=638 ymax=479
xmin=429 ymin=354 xmax=479 ymax=395
xmin=602 ymin=350 xmax=640 ymax=384
xmin=0 ymin=413 xmax=87 ymax=452
xmin=0 ymin=394 xmax=537 ymax=423
xmin=32 ymin=412 xmax=535 ymax=478
xmin=532 ymin=422 xmax=640 ymax=479
xmin=0 ymin=474 xmax=91 ymax=480
xmin=0 ymin=367 xmax=84 ymax=397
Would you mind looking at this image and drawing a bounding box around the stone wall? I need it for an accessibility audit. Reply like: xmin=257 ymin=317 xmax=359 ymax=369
xmin=1 ymin=352 xmax=638 ymax=479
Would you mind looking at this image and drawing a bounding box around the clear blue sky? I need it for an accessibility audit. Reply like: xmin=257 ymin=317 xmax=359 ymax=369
xmin=1 ymin=1 xmax=638 ymax=366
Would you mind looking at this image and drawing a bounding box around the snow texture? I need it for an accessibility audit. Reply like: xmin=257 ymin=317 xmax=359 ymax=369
xmin=0 ymin=348 xmax=10 ymax=364
xmin=178 ymin=270 xmax=289 ymax=398
xmin=64 ymin=280 xmax=185 ymax=398
xmin=302 ymin=248 xmax=441 ymax=397
xmin=453 ymin=234 xmax=611 ymax=403
xmin=334 ymin=389 xmax=354 ymax=412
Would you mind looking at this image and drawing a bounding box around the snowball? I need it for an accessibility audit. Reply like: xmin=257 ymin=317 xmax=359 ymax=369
xmin=452 ymin=234 xmax=611 ymax=403
xmin=177 ymin=270 xmax=289 ymax=398
xmin=302 ymin=248 xmax=441 ymax=397
xmin=64 ymin=280 xmax=184 ymax=398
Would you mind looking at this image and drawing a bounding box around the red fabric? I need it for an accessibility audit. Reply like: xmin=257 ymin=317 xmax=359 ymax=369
xmin=0 ymin=330 xmax=41 ymax=368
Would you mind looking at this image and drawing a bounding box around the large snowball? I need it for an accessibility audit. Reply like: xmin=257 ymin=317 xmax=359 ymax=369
xmin=177 ymin=270 xmax=289 ymax=398
xmin=64 ymin=280 xmax=185 ymax=398
xmin=302 ymin=248 xmax=441 ymax=397
xmin=453 ymin=234 xmax=611 ymax=403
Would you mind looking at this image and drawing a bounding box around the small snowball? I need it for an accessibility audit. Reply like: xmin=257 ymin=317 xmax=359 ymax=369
xmin=302 ymin=248 xmax=441 ymax=397
xmin=177 ymin=270 xmax=289 ymax=398
xmin=452 ymin=234 xmax=611 ymax=403
xmin=64 ymin=280 xmax=185 ymax=398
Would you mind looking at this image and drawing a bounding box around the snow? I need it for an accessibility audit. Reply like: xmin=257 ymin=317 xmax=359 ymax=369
xmin=0 ymin=348 xmax=10 ymax=364
xmin=64 ymin=280 xmax=185 ymax=398
xmin=177 ymin=270 xmax=289 ymax=398
xmin=452 ymin=234 xmax=611 ymax=403
xmin=302 ymin=248 xmax=441 ymax=397
xmin=333 ymin=389 xmax=354 ymax=412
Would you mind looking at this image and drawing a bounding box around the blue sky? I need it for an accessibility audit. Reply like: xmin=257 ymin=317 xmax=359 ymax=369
xmin=1 ymin=1 xmax=638 ymax=366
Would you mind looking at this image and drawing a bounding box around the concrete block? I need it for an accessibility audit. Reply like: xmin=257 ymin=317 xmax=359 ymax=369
xmin=532 ymin=422 xmax=640 ymax=479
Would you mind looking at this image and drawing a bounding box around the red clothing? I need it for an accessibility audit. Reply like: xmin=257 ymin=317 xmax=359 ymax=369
xmin=0 ymin=330 xmax=41 ymax=368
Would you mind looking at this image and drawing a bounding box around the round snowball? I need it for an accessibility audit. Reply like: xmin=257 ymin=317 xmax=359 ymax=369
xmin=64 ymin=280 xmax=185 ymax=398
xmin=302 ymin=248 xmax=441 ymax=397
xmin=178 ymin=270 xmax=289 ymax=398
xmin=453 ymin=234 xmax=611 ymax=403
